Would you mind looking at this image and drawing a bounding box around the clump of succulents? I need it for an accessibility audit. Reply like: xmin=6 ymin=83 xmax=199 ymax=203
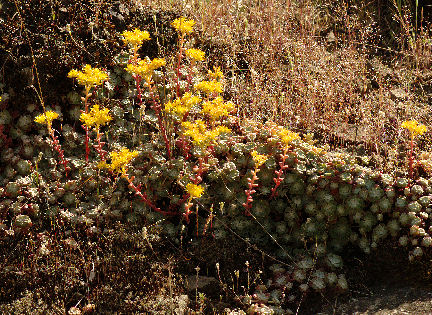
xmin=3 ymin=15 xmax=432 ymax=314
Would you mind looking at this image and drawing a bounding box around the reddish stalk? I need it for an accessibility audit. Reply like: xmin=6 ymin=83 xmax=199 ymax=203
xmin=147 ymin=80 xmax=172 ymax=160
xmin=243 ymin=168 xmax=259 ymax=216
xmin=94 ymin=129 xmax=108 ymax=161
xmin=175 ymin=35 xmax=185 ymax=97
xmin=124 ymin=175 xmax=177 ymax=216
xmin=49 ymin=128 xmax=70 ymax=177
xmin=271 ymin=147 xmax=290 ymax=198
xmin=409 ymin=136 xmax=414 ymax=179
xmin=83 ymin=87 xmax=92 ymax=163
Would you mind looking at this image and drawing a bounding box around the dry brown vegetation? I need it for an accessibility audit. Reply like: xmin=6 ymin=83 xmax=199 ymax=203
xmin=143 ymin=0 xmax=432 ymax=175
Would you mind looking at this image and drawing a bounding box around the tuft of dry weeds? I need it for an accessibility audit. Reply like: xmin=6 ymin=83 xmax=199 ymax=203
xmin=140 ymin=0 xmax=432 ymax=175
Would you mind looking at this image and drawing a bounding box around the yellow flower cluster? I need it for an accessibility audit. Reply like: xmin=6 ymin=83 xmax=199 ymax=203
xmin=171 ymin=17 xmax=195 ymax=35
xmin=194 ymin=80 xmax=223 ymax=95
xmin=101 ymin=147 xmax=139 ymax=175
xmin=122 ymin=28 xmax=151 ymax=51
xmin=164 ymin=92 xmax=201 ymax=118
xmin=278 ymin=128 xmax=300 ymax=146
xmin=125 ymin=58 xmax=166 ymax=81
xmin=185 ymin=48 xmax=205 ymax=61
xmin=34 ymin=111 xmax=59 ymax=131
xmin=80 ymin=104 xmax=112 ymax=130
xmin=401 ymin=120 xmax=428 ymax=138
xmin=208 ymin=66 xmax=224 ymax=81
xmin=251 ymin=150 xmax=268 ymax=168
xmin=201 ymin=97 xmax=235 ymax=121
xmin=182 ymin=120 xmax=230 ymax=148
xmin=68 ymin=65 xmax=108 ymax=90
xmin=186 ymin=183 xmax=204 ymax=198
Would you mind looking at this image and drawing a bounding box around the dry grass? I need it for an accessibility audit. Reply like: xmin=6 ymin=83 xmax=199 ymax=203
xmin=139 ymin=0 xmax=432 ymax=175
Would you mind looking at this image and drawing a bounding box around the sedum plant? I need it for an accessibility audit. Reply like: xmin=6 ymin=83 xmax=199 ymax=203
xmin=5 ymin=15 xmax=432 ymax=314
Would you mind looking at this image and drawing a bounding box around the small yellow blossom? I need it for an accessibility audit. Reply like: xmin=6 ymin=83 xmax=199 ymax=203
xmin=164 ymin=92 xmax=201 ymax=118
xmin=171 ymin=17 xmax=195 ymax=35
xmin=185 ymin=48 xmax=205 ymax=61
xmin=186 ymin=183 xmax=204 ymax=198
xmin=182 ymin=120 xmax=230 ymax=148
xmin=122 ymin=29 xmax=151 ymax=52
xmin=194 ymin=80 xmax=223 ymax=95
xmin=125 ymin=58 xmax=166 ymax=81
xmin=201 ymin=97 xmax=235 ymax=121
xmin=251 ymin=150 xmax=268 ymax=168
xmin=80 ymin=104 xmax=112 ymax=130
xmin=278 ymin=128 xmax=300 ymax=146
xmin=402 ymin=120 xmax=428 ymax=138
xmin=208 ymin=66 xmax=224 ymax=80
xmin=68 ymin=65 xmax=108 ymax=90
xmin=104 ymin=147 xmax=139 ymax=175
xmin=34 ymin=111 xmax=59 ymax=131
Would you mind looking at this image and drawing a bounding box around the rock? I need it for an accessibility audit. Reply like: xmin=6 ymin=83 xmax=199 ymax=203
xmin=390 ymin=88 xmax=409 ymax=101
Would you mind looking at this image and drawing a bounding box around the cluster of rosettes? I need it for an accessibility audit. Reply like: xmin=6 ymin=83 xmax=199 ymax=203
xmin=68 ymin=65 xmax=108 ymax=90
xmin=79 ymin=105 xmax=112 ymax=131
xmin=125 ymin=58 xmax=166 ymax=82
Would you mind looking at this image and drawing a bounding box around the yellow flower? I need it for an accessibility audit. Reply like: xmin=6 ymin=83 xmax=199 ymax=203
xmin=185 ymin=48 xmax=205 ymax=61
xmin=278 ymin=128 xmax=300 ymax=146
xmin=34 ymin=111 xmax=59 ymax=131
xmin=80 ymin=104 xmax=112 ymax=130
xmin=208 ymin=66 xmax=224 ymax=80
xmin=104 ymin=147 xmax=139 ymax=175
xmin=122 ymin=29 xmax=151 ymax=51
xmin=251 ymin=150 xmax=268 ymax=168
xmin=171 ymin=17 xmax=195 ymax=35
xmin=194 ymin=80 xmax=223 ymax=95
xmin=186 ymin=183 xmax=204 ymax=198
xmin=68 ymin=65 xmax=108 ymax=90
xmin=402 ymin=120 xmax=428 ymax=138
xmin=164 ymin=92 xmax=201 ymax=118
xmin=182 ymin=120 xmax=230 ymax=148
xmin=125 ymin=58 xmax=166 ymax=81
xmin=201 ymin=97 xmax=235 ymax=121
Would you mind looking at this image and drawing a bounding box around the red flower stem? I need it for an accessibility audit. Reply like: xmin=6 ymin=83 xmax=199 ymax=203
xmin=124 ymin=175 xmax=177 ymax=216
xmin=83 ymin=87 xmax=92 ymax=163
xmin=409 ymin=135 xmax=414 ymax=179
xmin=184 ymin=199 xmax=193 ymax=223
xmin=49 ymin=127 xmax=69 ymax=177
xmin=271 ymin=147 xmax=290 ymax=198
xmin=94 ymin=129 xmax=107 ymax=161
xmin=134 ymin=75 xmax=144 ymax=109
xmin=186 ymin=61 xmax=194 ymax=93
xmin=148 ymin=80 xmax=172 ymax=160
xmin=175 ymin=36 xmax=184 ymax=97
xmin=243 ymin=168 xmax=259 ymax=216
